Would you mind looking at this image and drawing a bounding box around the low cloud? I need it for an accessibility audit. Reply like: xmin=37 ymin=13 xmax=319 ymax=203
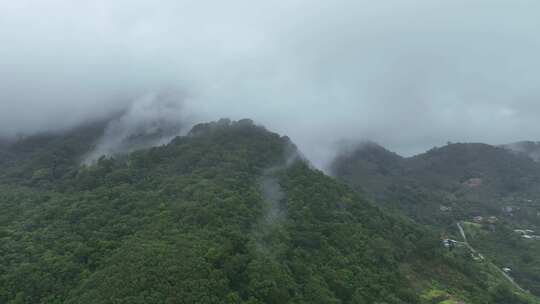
xmin=1 ymin=0 xmax=540 ymax=168
xmin=83 ymin=92 xmax=193 ymax=163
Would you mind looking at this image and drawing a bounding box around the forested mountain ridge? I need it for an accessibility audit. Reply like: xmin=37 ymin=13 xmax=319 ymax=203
xmin=332 ymin=142 xmax=540 ymax=197
xmin=0 ymin=121 xmax=536 ymax=303
xmin=332 ymin=141 xmax=540 ymax=298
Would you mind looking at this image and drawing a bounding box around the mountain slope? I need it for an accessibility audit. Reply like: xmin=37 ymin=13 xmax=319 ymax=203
xmin=332 ymin=142 xmax=540 ymax=297
xmin=0 ymin=121 xmax=536 ymax=303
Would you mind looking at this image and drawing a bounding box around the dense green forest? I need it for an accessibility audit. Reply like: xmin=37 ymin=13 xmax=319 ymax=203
xmin=0 ymin=120 xmax=537 ymax=303
xmin=332 ymin=141 xmax=540 ymax=299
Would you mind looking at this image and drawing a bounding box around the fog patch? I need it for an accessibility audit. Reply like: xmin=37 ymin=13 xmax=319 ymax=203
xmin=84 ymin=93 xmax=192 ymax=164
xmin=251 ymin=145 xmax=304 ymax=255
xmin=252 ymin=172 xmax=287 ymax=256
xmin=501 ymin=141 xmax=540 ymax=162
xmin=260 ymin=176 xmax=286 ymax=226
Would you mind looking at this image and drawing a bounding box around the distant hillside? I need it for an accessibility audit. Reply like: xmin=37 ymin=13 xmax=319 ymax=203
xmin=0 ymin=120 xmax=107 ymax=186
xmin=0 ymin=113 xmax=185 ymax=187
xmin=406 ymin=143 xmax=540 ymax=195
xmin=332 ymin=141 xmax=540 ymax=297
xmin=331 ymin=141 xmax=403 ymax=196
xmin=0 ymin=121 xmax=534 ymax=303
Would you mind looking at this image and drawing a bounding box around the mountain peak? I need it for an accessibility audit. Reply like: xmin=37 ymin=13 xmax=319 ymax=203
xmin=187 ymin=118 xmax=257 ymax=137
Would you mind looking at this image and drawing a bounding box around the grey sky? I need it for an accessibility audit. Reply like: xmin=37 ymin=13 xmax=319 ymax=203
xmin=1 ymin=0 xmax=539 ymax=168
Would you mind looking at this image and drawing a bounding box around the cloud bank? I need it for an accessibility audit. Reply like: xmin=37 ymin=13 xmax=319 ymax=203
xmin=1 ymin=0 xmax=539 ymax=168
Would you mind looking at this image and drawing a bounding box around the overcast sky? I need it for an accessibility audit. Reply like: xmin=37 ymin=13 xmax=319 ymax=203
xmin=1 ymin=0 xmax=539 ymax=168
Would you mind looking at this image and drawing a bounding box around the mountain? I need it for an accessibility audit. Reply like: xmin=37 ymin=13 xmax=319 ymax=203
xmin=331 ymin=141 xmax=404 ymax=197
xmin=0 ymin=121 xmax=537 ymax=303
xmin=332 ymin=142 xmax=540 ymax=297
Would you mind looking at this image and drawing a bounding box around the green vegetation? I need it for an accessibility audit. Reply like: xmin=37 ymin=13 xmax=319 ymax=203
xmin=332 ymin=141 xmax=540 ymax=300
xmin=0 ymin=120 xmax=537 ymax=303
